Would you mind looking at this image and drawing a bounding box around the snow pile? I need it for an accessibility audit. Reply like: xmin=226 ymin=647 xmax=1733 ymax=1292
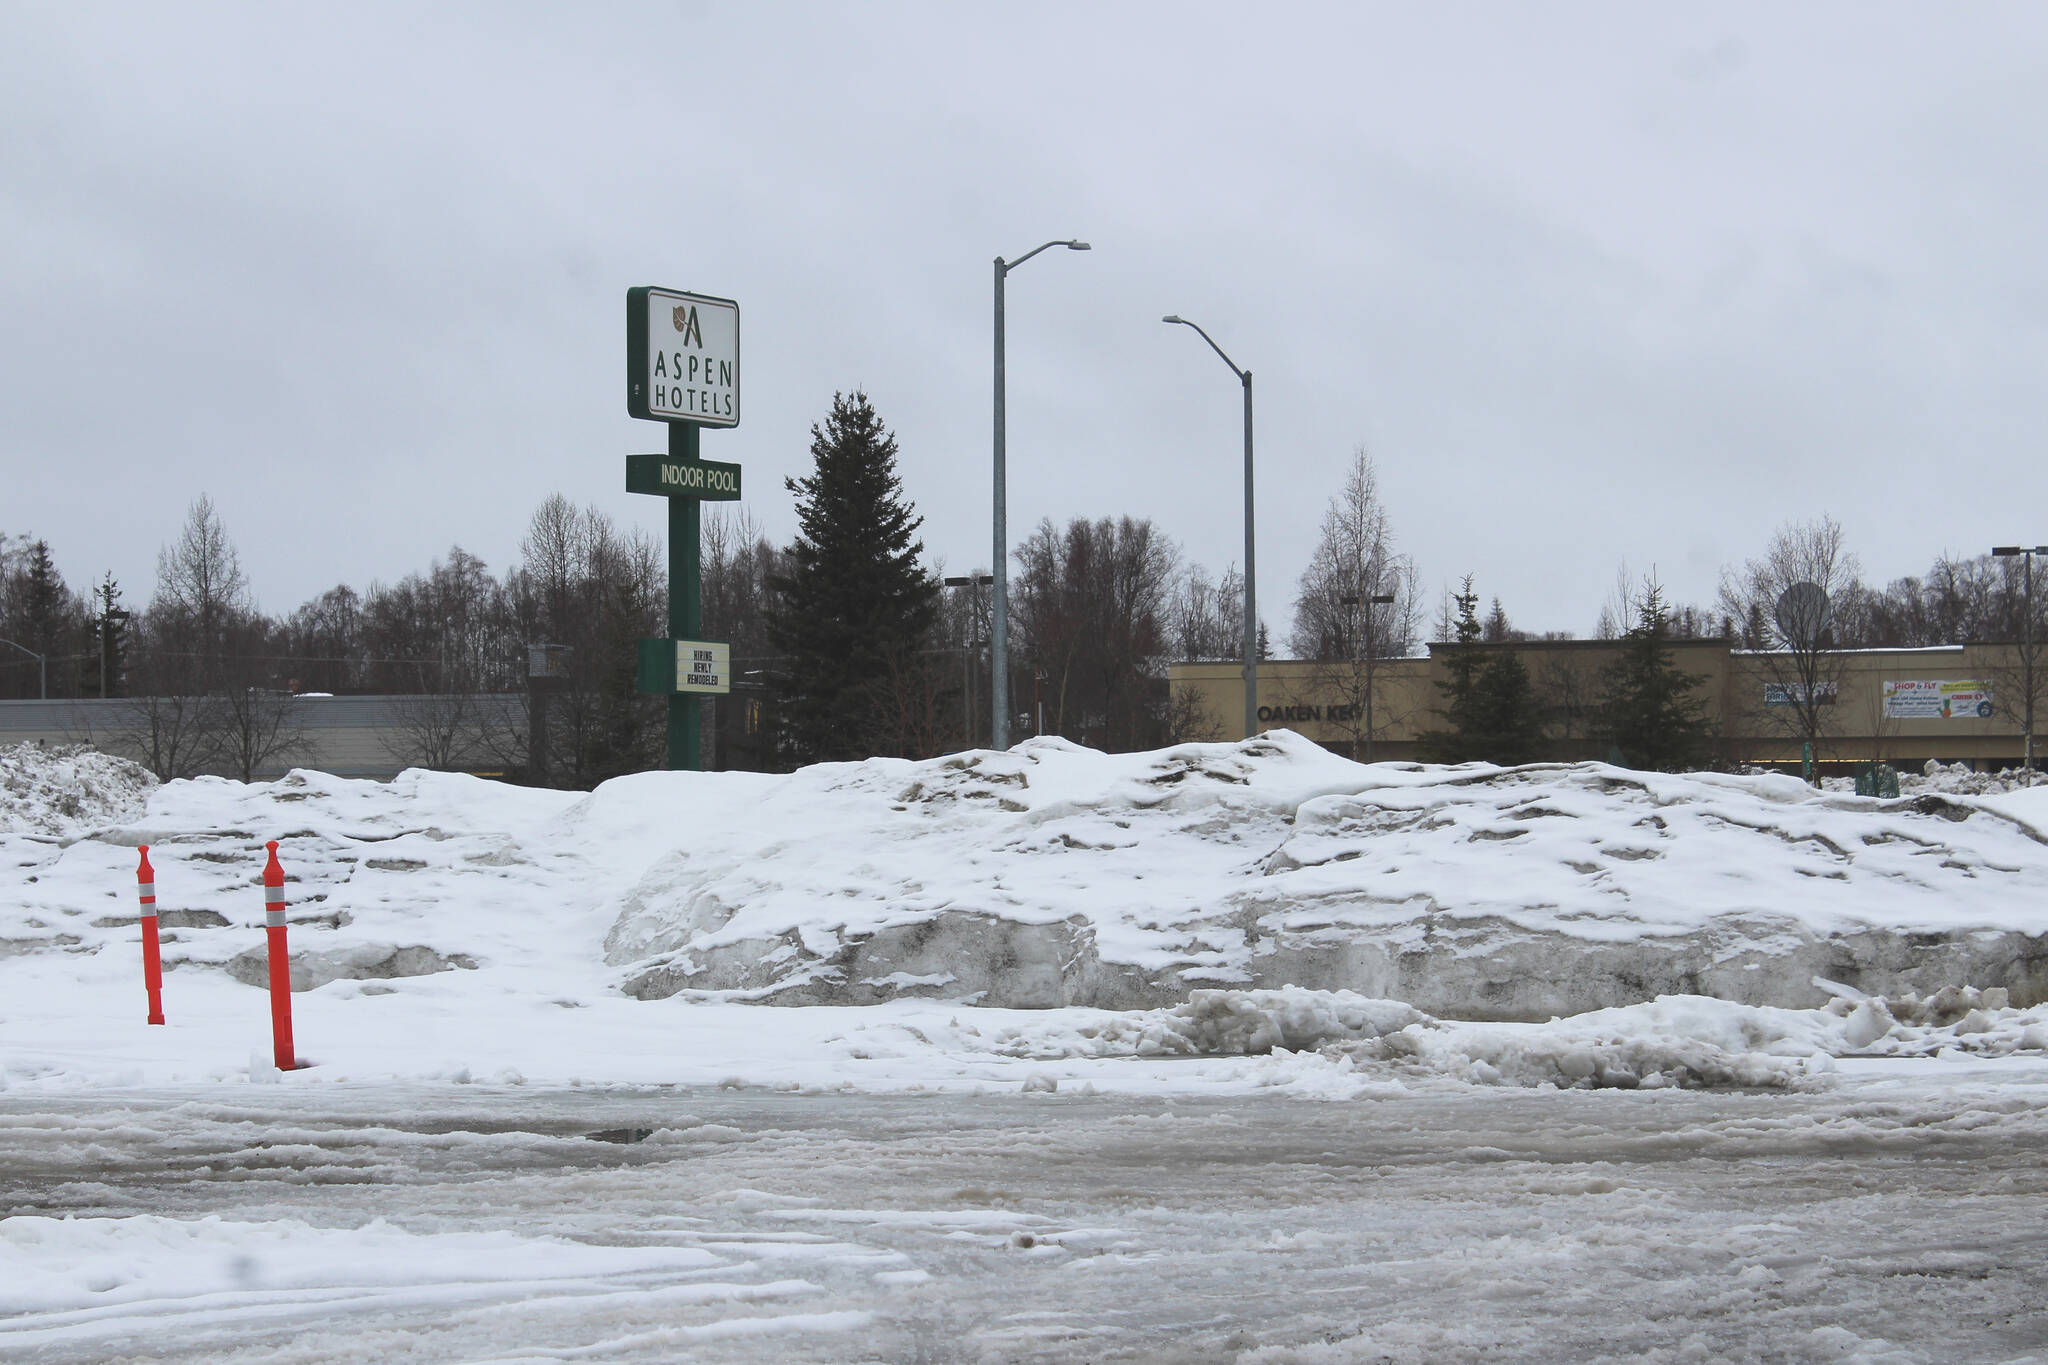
xmin=4 ymin=733 xmax=2048 ymax=1045
xmin=0 ymin=742 xmax=154 ymax=838
xmin=602 ymin=734 xmax=1375 ymax=1008
xmin=1814 ymin=980 xmax=2048 ymax=1056
xmin=1822 ymin=761 xmax=2043 ymax=797
xmin=955 ymin=982 xmax=2048 ymax=1091
xmin=0 ymin=765 xmax=591 ymax=984
xmin=971 ymin=988 xmax=1434 ymax=1058
xmin=1912 ymin=760 xmax=2043 ymax=797
xmin=603 ymin=736 xmax=2048 ymax=1014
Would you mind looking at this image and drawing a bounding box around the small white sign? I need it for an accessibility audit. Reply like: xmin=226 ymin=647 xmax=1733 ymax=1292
xmin=674 ymin=639 xmax=731 ymax=694
xmin=637 ymin=288 xmax=739 ymax=426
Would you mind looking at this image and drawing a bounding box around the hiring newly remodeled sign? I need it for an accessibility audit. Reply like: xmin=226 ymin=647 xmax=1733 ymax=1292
xmin=1883 ymin=679 xmax=1994 ymax=720
xmin=627 ymin=287 xmax=739 ymax=426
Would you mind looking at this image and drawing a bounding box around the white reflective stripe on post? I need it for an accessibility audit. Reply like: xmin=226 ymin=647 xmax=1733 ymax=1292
xmin=264 ymin=887 xmax=286 ymax=906
xmin=266 ymin=909 xmax=287 ymax=927
xmin=138 ymin=905 xmax=158 ymax=919
xmin=136 ymin=882 xmax=155 ymax=898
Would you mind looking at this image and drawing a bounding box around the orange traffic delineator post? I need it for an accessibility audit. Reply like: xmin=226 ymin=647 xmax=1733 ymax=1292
xmin=136 ymin=845 xmax=165 ymax=1025
xmin=261 ymin=840 xmax=296 ymax=1070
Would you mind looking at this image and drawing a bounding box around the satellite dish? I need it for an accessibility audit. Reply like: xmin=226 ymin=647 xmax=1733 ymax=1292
xmin=1773 ymin=582 xmax=1831 ymax=648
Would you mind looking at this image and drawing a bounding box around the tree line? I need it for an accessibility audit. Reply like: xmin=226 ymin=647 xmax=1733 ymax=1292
xmin=6 ymin=391 xmax=2043 ymax=782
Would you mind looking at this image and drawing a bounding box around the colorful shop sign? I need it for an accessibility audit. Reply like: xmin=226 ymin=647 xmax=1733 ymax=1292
xmin=1882 ymin=679 xmax=1995 ymax=720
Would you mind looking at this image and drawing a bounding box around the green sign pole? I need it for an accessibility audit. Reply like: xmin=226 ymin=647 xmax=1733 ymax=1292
xmin=668 ymin=421 xmax=703 ymax=771
xmin=628 ymin=283 xmax=740 ymax=773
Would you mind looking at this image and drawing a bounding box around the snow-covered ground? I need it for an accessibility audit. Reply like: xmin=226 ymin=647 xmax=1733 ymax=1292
xmin=5 ymin=737 xmax=2048 ymax=1361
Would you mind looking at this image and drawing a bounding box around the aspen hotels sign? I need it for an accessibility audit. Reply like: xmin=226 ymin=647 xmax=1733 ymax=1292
xmin=625 ymin=283 xmax=741 ymax=771
xmin=627 ymin=287 xmax=739 ymax=426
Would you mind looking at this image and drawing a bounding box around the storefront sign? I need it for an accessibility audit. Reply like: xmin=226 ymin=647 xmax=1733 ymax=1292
xmin=1764 ymin=681 xmax=1838 ymax=707
xmin=1883 ymin=679 xmax=1994 ymax=720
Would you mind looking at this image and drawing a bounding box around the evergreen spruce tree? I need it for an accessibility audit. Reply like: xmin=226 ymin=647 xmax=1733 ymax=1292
xmin=9 ymin=540 xmax=79 ymax=697
xmin=1598 ymin=581 xmax=1714 ymax=771
xmin=767 ymin=391 xmax=939 ymax=764
xmin=1418 ymin=578 xmax=1484 ymax=762
xmin=1470 ymin=650 xmax=1545 ymax=764
xmin=20 ymin=541 xmax=66 ymax=655
xmin=1418 ymin=576 xmax=1544 ymax=764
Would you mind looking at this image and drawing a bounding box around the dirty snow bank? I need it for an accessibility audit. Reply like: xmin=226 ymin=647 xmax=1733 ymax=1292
xmin=602 ymin=734 xmax=2048 ymax=1013
xmin=5 ymin=734 xmax=2048 ymax=1025
xmin=0 ymin=742 xmax=154 ymax=838
xmin=1819 ymin=759 xmax=2045 ymax=798
xmin=917 ymin=981 xmax=2046 ymax=1091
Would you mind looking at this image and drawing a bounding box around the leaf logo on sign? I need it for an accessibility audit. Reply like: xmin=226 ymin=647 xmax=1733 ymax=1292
xmin=671 ymin=304 xmax=704 ymax=347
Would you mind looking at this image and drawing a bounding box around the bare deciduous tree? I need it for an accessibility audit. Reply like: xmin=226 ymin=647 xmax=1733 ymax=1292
xmin=497 ymin=497 xmax=666 ymax=785
xmin=151 ymin=495 xmax=249 ymax=688
xmin=113 ymin=692 xmax=224 ymax=781
xmin=1282 ymin=448 xmax=1419 ymax=759
xmin=216 ymin=681 xmax=307 ymax=782
xmin=384 ymin=691 xmax=484 ymax=771
xmin=1167 ymin=563 xmax=1245 ymax=662
xmin=1718 ymin=514 xmax=1862 ymax=770
xmin=1012 ymin=516 xmax=1180 ymax=751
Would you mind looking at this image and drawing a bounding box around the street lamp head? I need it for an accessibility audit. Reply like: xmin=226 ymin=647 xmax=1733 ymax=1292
xmin=1162 ymin=314 xmax=1184 ymax=325
xmin=1067 ymin=240 xmax=1091 ymax=251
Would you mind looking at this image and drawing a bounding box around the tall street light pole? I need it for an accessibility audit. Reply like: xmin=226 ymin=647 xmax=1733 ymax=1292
xmin=1164 ymin=315 xmax=1258 ymax=739
xmin=1992 ymin=544 xmax=2048 ymax=784
xmin=992 ymin=238 xmax=1090 ymax=750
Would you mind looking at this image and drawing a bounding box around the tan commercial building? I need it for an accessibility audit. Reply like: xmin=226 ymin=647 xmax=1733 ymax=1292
xmin=1171 ymin=640 xmax=2037 ymax=774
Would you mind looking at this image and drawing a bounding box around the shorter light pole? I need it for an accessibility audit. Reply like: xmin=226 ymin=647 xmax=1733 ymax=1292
xmin=943 ymin=573 xmax=992 ymax=749
xmin=1992 ymin=544 xmax=2048 ymax=784
xmin=1341 ymin=592 xmax=1396 ymax=761
xmin=0 ymin=638 xmax=47 ymax=700
xmin=1163 ymin=314 xmax=1257 ymax=739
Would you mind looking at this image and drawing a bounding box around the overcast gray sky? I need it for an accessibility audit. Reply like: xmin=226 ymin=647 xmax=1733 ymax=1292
xmin=5 ymin=2 xmax=2045 ymax=638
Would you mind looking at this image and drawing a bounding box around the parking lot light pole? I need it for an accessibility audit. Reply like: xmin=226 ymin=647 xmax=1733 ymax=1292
xmin=943 ymin=573 xmax=993 ymax=749
xmin=1164 ymin=314 xmax=1257 ymax=739
xmin=1992 ymin=544 xmax=2048 ymax=784
xmin=993 ymin=239 xmax=1090 ymax=750
xmin=1342 ymin=592 xmax=1397 ymax=761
